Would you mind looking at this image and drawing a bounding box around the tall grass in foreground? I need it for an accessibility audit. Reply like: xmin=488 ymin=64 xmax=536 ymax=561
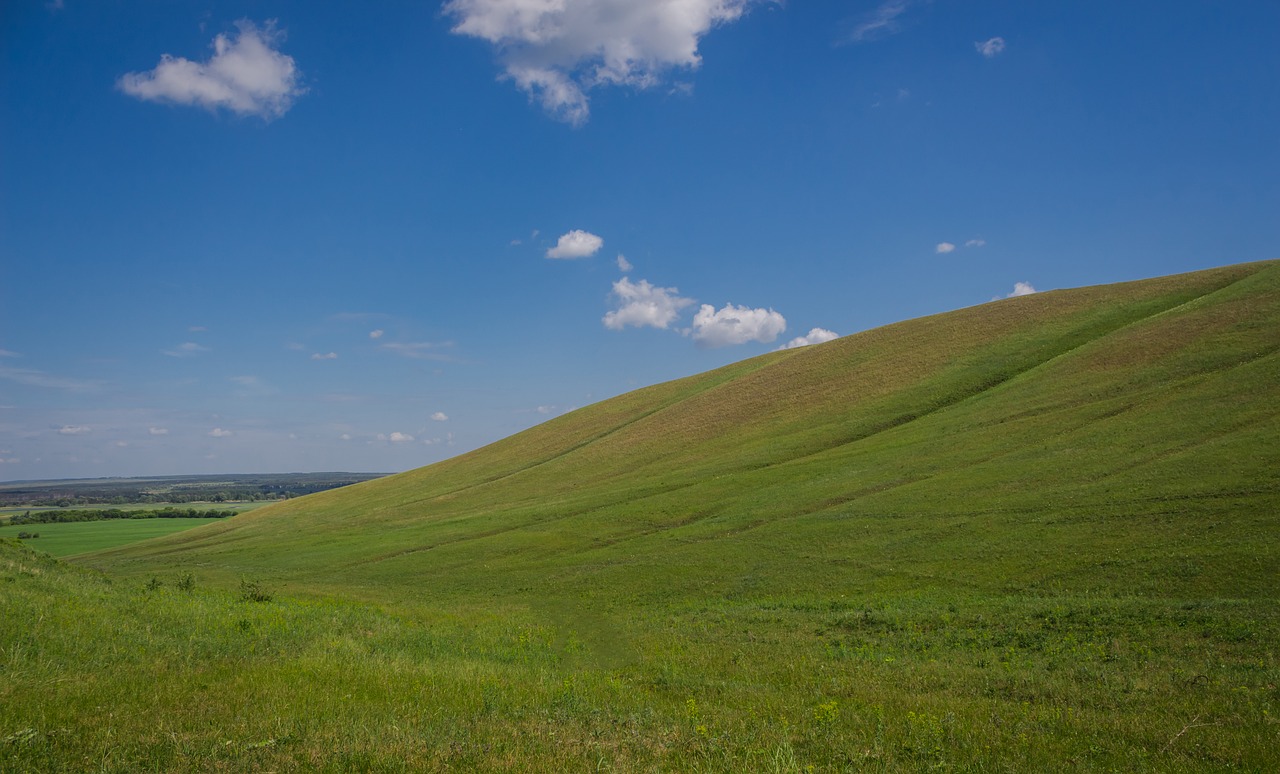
xmin=3 ymin=539 xmax=1275 ymax=772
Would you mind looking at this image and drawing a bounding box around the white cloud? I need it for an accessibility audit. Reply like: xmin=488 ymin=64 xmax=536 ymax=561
xmin=689 ymin=303 xmax=786 ymax=348
xmin=118 ymin=20 xmax=304 ymax=120
xmin=208 ymin=427 xmax=234 ymax=437
xmin=340 ymin=433 xmax=353 ymax=441
xmin=1006 ymin=281 xmax=1037 ymax=297
xmin=430 ymin=412 xmax=449 ymax=422
xmin=779 ymin=327 xmax=839 ymax=350
xmin=377 ymin=431 xmax=415 ymax=443
xmin=936 ymin=242 xmax=956 ymax=254
xmin=369 ymin=329 xmax=385 ymax=339
xmin=58 ymin=425 xmax=91 ymax=435
xmin=148 ymin=427 xmax=169 ymax=436
xmin=0 ymin=349 xmax=21 ymax=357
xmin=976 ymin=37 xmax=1006 ymax=58
xmin=847 ymin=0 xmax=914 ymax=43
xmin=115 ymin=441 xmax=129 ymax=448
xmin=616 ymin=254 xmax=633 ymax=273
xmin=546 ymin=229 xmax=604 ymax=259
xmin=603 ymin=277 xmax=695 ymax=330
xmin=311 ymin=352 xmax=338 ymax=360
xmin=444 ymin=0 xmax=761 ymax=125
xmin=163 ymin=342 xmax=209 ymax=357
xmin=0 ymin=458 xmax=19 ymax=464
xmin=965 ymin=238 xmax=986 ymax=248
xmin=188 ymin=325 xmax=208 ymax=332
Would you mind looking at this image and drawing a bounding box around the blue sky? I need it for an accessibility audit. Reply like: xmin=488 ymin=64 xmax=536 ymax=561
xmin=2 ymin=0 xmax=1277 ymax=480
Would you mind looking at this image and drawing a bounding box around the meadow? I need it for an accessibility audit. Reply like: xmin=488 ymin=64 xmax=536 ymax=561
xmin=3 ymin=261 xmax=1277 ymax=771
xmin=0 ymin=518 xmax=226 ymax=558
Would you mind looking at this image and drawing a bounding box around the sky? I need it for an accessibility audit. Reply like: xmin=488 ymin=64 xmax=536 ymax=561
xmin=2 ymin=0 xmax=1277 ymax=481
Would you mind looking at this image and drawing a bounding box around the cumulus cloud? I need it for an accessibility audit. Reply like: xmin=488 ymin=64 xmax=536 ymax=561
xmin=965 ymin=238 xmax=986 ymax=248
xmin=162 ymin=342 xmax=209 ymax=357
xmin=847 ymin=0 xmax=914 ymax=43
xmin=546 ymin=229 xmax=604 ymax=259
xmin=444 ymin=0 xmax=761 ymax=125
xmin=975 ymin=37 xmax=1006 ymax=58
xmin=117 ymin=20 xmax=304 ymax=119
xmin=148 ymin=427 xmax=169 ymax=436
xmin=369 ymin=329 xmax=384 ymax=339
xmin=58 ymin=425 xmax=91 ymax=435
xmin=1006 ymin=281 xmax=1037 ymax=297
xmin=689 ymin=303 xmax=786 ymax=348
xmin=603 ymin=277 xmax=695 ymax=330
xmin=311 ymin=352 xmax=338 ymax=360
xmin=779 ymin=327 xmax=839 ymax=350
xmin=936 ymin=242 xmax=956 ymax=254
xmin=208 ymin=427 xmax=234 ymax=437
xmin=430 ymin=412 xmax=449 ymax=422
xmin=616 ymin=254 xmax=633 ymax=273
xmin=377 ymin=431 xmax=415 ymax=443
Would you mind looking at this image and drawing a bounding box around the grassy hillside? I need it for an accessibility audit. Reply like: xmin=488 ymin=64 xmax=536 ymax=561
xmin=5 ymin=260 xmax=1278 ymax=770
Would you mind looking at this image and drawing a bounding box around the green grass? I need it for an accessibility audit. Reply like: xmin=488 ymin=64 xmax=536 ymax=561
xmin=0 ymin=519 xmax=227 ymax=557
xmin=0 ymin=501 xmax=266 ymax=521
xmin=3 ymin=260 xmax=1278 ymax=770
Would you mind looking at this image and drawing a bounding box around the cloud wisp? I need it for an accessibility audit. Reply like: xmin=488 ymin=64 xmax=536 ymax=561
xmin=444 ymin=0 xmax=763 ymax=125
xmin=846 ymin=0 xmax=915 ymax=44
xmin=975 ymin=37 xmax=1006 ymax=58
xmin=118 ymin=20 xmax=304 ymax=120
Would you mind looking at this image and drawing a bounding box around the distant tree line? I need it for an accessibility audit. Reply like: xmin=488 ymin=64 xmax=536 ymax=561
xmin=7 ymin=508 xmax=237 ymax=526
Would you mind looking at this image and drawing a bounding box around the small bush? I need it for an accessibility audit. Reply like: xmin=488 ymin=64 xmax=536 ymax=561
xmin=239 ymin=578 xmax=272 ymax=603
xmin=177 ymin=572 xmax=196 ymax=592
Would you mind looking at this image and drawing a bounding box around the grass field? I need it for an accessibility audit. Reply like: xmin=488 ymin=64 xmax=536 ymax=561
xmin=0 ymin=501 xmax=266 ymax=521
xmin=0 ymin=518 xmax=226 ymax=557
xmin=3 ymin=261 xmax=1278 ymax=771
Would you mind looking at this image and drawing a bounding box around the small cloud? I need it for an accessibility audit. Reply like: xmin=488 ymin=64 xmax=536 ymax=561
xmin=188 ymin=325 xmax=208 ymax=332
xmin=340 ymin=433 xmax=353 ymax=441
xmin=616 ymin=254 xmax=633 ymax=273
xmin=1006 ymin=281 xmax=1037 ymax=297
xmin=0 ymin=349 xmax=21 ymax=357
xmin=779 ymin=328 xmax=839 ymax=350
xmin=58 ymin=425 xmax=91 ymax=435
xmin=377 ymin=431 xmax=415 ymax=443
xmin=689 ymin=303 xmax=787 ymax=348
xmin=115 ymin=441 xmax=129 ymax=448
xmin=148 ymin=427 xmax=169 ymax=436
xmin=846 ymin=0 xmax=915 ymax=43
xmin=163 ymin=342 xmax=209 ymax=357
xmin=510 ymin=238 xmax=522 ymax=246
xmin=117 ymin=19 xmax=305 ymax=120
xmin=430 ymin=412 xmax=449 ymax=422
xmin=936 ymin=242 xmax=956 ymax=254
xmin=311 ymin=352 xmax=338 ymax=360
xmin=369 ymin=329 xmax=385 ymax=339
xmin=603 ymin=277 xmax=695 ymax=330
xmin=976 ymin=37 xmax=1006 ymax=58
xmin=535 ymin=405 xmax=556 ymax=415
xmin=0 ymin=366 xmax=102 ymax=393
xmin=965 ymin=238 xmax=986 ymax=248
xmin=546 ymin=229 xmax=604 ymax=259
xmin=208 ymin=427 xmax=234 ymax=437
xmin=0 ymin=458 xmax=20 ymax=464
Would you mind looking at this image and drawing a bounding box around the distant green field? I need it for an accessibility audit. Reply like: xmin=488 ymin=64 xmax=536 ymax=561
xmin=0 ymin=501 xmax=266 ymax=520
xmin=0 ymin=518 xmax=225 ymax=557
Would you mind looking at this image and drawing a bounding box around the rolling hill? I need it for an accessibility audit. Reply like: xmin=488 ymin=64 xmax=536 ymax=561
xmin=7 ymin=259 xmax=1277 ymax=771
xmin=87 ymin=260 xmax=1279 ymax=606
